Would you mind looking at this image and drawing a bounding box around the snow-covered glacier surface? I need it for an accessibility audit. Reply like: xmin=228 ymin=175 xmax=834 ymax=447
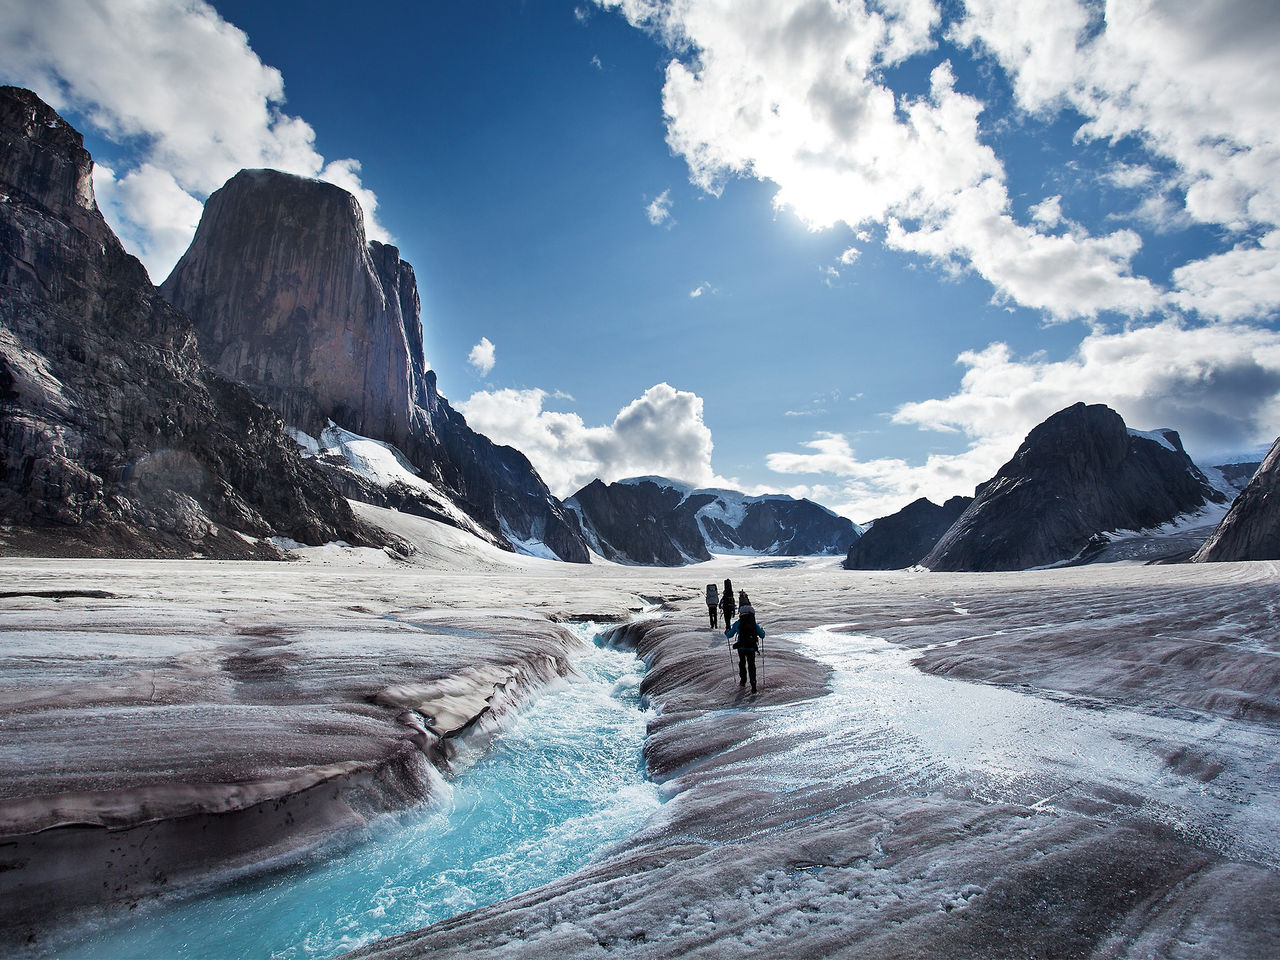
xmin=53 ymin=628 xmax=660 ymax=960
xmin=775 ymin=627 xmax=1280 ymax=869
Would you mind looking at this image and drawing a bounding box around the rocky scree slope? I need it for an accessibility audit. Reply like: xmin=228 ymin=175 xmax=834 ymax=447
xmin=1194 ymin=436 xmax=1280 ymax=562
xmin=0 ymin=87 xmax=389 ymax=558
xmin=923 ymin=403 xmax=1226 ymax=572
xmin=567 ymin=476 xmax=859 ymax=565
xmin=161 ymin=169 xmax=588 ymax=562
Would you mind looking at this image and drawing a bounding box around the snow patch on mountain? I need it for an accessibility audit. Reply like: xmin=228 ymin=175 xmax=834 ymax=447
xmin=1127 ymin=427 xmax=1180 ymax=453
xmin=289 ymin=423 xmax=511 ymax=551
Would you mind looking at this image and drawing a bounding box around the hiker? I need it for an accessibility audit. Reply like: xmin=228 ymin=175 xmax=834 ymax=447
xmin=725 ymin=594 xmax=765 ymax=693
xmin=705 ymin=583 xmax=719 ymax=628
xmin=720 ymin=578 xmax=735 ymax=630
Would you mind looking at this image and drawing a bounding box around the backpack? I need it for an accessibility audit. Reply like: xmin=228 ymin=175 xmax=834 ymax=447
xmin=736 ymin=609 xmax=759 ymax=651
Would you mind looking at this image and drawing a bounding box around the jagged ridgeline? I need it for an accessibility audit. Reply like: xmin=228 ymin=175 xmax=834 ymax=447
xmin=566 ymin=477 xmax=861 ymax=566
xmin=0 ymin=86 xmax=395 ymax=558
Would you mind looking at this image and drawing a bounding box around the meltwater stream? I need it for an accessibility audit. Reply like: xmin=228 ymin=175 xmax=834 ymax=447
xmin=56 ymin=626 xmax=659 ymax=960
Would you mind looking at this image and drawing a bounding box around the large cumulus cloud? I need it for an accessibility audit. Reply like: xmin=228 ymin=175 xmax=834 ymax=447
xmin=459 ymin=382 xmax=718 ymax=497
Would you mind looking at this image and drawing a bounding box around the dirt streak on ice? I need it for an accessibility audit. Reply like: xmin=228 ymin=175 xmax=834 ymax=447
xmin=740 ymin=626 xmax=1280 ymax=870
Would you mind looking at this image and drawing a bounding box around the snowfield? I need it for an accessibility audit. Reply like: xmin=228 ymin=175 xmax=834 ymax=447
xmin=1 ymin=515 xmax=1277 ymax=958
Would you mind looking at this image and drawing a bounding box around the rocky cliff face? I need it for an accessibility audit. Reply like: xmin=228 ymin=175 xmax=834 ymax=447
xmin=161 ymin=168 xmax=588 ymax=562
xmin=160 ymin=170 xmax=430 ymax=450
xmin=566 ymin=477 xmax=859 ymax=565
xmin=1194 ymin=438 xmax=1280 ymax=562
xmin=0 ymin=86 xmax=391 ymax=558
xmin=922 ymin=403 xmax=1226 ymax=572
xmin=843 ymin=495 xmax=972 ymax=570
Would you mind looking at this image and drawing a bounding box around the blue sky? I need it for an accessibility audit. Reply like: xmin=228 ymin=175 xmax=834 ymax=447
xmin=4 ymin=0 xmax=1279 ymax=522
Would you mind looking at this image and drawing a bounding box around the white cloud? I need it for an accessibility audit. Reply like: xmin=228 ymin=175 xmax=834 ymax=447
xmin=689 ymin=280 xmax=716 ymax=298
xmin=768 ymin=319 xmax=1280 ymax=520
xmin=597 ymin=0 xmax=1162 ymax=321
xmin=92 ymin=162 xmax=204 ymax=275
xmin=600 ymin=0 xmax=1280 ymax=323
xmin=892 ymin=321 xmax=1280 ymax=456
xmin=1029 ymin=195 xmax=1063 ymax=227
xmin=767 ymin=432 xmax=858 ymax=474
xmin=646 ymin=188 xmax=674 ymax=226
xmin=459 ymin=382 xmax=719 ymax=496
xmin=1104 ymin=163 xmax=1158 ymax=190
xmin=1171 ymin=231 xmax=1280 ymax=322
xmin=467 ymin=337 xmax=496 ymax=377
xmin=767 ymin=432 xmax=995 ymax=523
xmin=955 ymin=0 xmax=1280 ymax=316
xmin=0 ymin=0 xmax=389 ymax=280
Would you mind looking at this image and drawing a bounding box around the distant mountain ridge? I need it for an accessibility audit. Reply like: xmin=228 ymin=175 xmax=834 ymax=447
xmin=161 ymin=168 xmax=589 ymax=562
xmin=566 ymin=476 xmax=860 ymax=565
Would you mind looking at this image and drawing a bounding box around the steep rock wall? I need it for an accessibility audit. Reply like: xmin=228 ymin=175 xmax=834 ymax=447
xmin=0 ymin=87 xmax=387 ymax=557
xmin=1194 ymin=437 xmax=1280 ymax=561
xmin=161 ymin=168 xmax=588 ymax=562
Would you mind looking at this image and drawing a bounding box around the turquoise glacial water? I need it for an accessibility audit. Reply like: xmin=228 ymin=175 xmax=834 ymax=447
xmin=55 ymin=626 xmax=659 ymax=960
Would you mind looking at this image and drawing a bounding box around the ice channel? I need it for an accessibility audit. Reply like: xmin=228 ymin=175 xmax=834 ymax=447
xmin=52 ymin=625 xmax=660 ymax=960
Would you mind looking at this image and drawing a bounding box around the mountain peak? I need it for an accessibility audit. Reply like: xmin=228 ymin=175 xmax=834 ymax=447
xmin=923 ymin=403 xmax=1226 ymax=571
xmin=161 ymin=165 xmax=589 ymax=562
xmin=0 ymin=87 xmax=391 ymax=557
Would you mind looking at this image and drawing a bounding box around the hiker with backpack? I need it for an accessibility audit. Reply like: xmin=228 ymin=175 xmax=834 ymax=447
xmin=719 ymin=578 xmax=736 ymax=632
xmin=724 ymin=590 xmax=765 ymax=693
xmin=705 ymin=583 xmax=719 ymax=628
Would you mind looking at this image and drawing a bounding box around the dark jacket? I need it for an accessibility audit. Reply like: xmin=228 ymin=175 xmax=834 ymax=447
xmin=725 ymin=605 xmax=764 ymax=652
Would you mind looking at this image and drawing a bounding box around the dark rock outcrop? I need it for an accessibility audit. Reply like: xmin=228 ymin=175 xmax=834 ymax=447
xmin=1194 ymin=438 xmax=1280 ymax=562
xmin=922 ymin=403 xmax=1226 ymax=572
xmin=0 ymin=87 xmax=391 ymax=558
xmin=161 ymin=169 xmax=588 ymax=562
xmin=567 ymin=477 xmax=859 ymax=566
xmin=843 ymin=495 xmax=972 ymax=570
xmin=569 ymin=479 xmax=710 ymax=565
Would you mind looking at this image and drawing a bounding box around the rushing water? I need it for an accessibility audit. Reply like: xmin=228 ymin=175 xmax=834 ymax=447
xmin=54 ymin=625 xmax=659 ymax=960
